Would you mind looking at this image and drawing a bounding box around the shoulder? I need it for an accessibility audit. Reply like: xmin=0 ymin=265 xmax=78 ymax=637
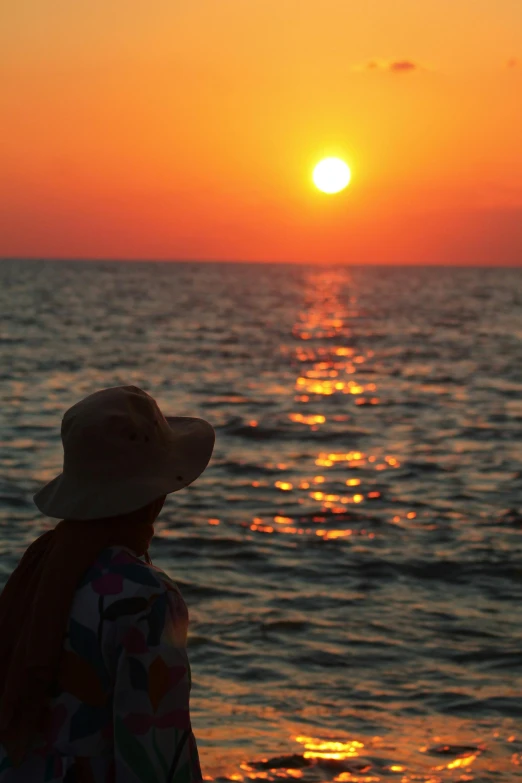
xmin=81 ymin=546 xmax=182 ymax=598
xmin=72 ymin=547 xmax=188 ymax=650
xmin=75 ymin=546 xmax=188 ymax=628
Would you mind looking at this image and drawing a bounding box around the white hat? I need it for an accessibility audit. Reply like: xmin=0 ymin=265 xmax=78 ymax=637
xmin=33 ymin=386 xmax=215 ymax=520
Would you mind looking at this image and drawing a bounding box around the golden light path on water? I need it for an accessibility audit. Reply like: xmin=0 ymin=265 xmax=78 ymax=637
xmin=235 ymin=270 xmax=401 ymax=542
xmin=200 ymin=726 xmax=519 ymax=781
xmin=196 ymin=269 xmax=521 ymax=782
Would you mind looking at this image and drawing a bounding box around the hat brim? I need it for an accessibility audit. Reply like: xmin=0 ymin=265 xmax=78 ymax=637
xmin=33 ymin=416 xmax=215 ymax=520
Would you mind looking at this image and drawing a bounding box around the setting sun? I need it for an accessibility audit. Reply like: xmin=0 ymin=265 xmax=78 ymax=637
xmin=313 ymin=158 xmax=352 ymax=194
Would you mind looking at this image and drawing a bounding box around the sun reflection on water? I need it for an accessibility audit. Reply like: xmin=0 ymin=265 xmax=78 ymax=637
xmin=196 ymin=724 xmax=512 ymax=782
xmin=235 ymin=271 xmax=409 ymax=545
xmin=295 ymin=735 xmax=364 ymax=759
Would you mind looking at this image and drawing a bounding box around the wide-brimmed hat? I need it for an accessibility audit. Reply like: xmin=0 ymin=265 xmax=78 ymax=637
xmin=33 ymin=385 xmax=215 ymax=520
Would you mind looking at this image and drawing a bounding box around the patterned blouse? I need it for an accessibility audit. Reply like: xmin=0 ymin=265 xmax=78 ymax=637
xmin=0 ymin=546 xmax=202 ymax=783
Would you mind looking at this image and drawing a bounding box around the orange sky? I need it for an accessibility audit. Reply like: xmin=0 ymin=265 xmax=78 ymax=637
xmin=2 ymin=0 xmax=522 ymax=264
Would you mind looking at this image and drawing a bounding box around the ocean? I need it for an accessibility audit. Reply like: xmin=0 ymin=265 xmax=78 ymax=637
xmin=1 ymin=259 xmax=521 ymax=781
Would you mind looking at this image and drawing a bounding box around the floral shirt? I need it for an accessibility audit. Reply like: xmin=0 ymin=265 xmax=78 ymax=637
xmin=0 ymin=546 xmax=202 ymax=783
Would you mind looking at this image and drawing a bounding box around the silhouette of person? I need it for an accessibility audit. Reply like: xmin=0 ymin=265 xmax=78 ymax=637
xmin=0 ymin=386 xmax=214 ymax=782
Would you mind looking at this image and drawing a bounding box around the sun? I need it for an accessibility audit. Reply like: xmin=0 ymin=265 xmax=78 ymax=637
xmin=313 ymin=157 xmax=351 ymax=194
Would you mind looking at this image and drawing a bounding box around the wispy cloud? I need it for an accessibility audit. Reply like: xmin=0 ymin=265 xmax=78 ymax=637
xmin=354 ymin=59 xmax=422 ymax=74
xmin=388 ymin=60 xmax=418 ymax=73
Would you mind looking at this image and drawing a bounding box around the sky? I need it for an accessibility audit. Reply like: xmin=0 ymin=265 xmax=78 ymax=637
xmin=2 ymin=0 xmax=522 ymax=265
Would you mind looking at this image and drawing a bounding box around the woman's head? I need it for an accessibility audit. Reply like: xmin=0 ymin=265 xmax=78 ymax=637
xmin=33 ymin=386 xmax=215 ymax=522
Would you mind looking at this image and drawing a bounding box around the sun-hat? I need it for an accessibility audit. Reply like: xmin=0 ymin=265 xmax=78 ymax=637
xmin=33 ymin=385 xmax=215 ymax=520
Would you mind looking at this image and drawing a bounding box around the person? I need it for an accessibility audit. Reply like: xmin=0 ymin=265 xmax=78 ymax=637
xmin=0 ymin=386 xmax=215 ymax=783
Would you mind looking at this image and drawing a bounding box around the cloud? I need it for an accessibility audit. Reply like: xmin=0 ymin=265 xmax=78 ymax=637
xmin=354 ymin=59 xmax=421 ymax=74
xmin=388 ymin=60 xmax=418 ymax=73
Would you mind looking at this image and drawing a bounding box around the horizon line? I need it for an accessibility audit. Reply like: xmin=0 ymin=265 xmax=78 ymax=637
xmin=1 ymin=257 xmax=521 ymax=268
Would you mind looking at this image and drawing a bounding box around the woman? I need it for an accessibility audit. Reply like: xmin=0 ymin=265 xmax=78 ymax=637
xmin=0 ymin=386 xmax=215 ymax=783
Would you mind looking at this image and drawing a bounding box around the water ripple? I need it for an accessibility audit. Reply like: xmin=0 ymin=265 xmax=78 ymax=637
xmin=1 ymin=260 xmax=521 ymax=782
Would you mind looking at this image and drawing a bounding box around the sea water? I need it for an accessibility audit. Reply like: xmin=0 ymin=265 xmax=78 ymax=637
xmin=1 ymin=260 xmax=521 ymax=781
